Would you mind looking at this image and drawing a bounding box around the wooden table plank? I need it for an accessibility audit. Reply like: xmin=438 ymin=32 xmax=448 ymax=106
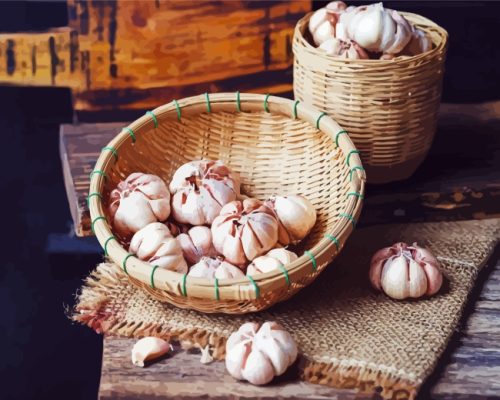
xmin=60 ymin=101 xmax=500 ymax=236
xmin=99 ymin=252 xmax=500 ymax=399
xmin=99 ymin=338 xmax=369 ymax=400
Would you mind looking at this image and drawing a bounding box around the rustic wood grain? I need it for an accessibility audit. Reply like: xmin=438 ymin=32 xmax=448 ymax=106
xmin=98 ymin=255 xmax=500 ymax=399
xmin=0 ymin=0 xmax=310 ymax=111
xmin=59 ymin=101 xmax=500 ymax=236
xmin=99 ymin=338 xmax=370 ymax=400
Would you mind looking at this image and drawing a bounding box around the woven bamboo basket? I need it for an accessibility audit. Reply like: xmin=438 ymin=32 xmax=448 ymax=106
xmin=293 ymin=12 xmax=448 ymax=184
xmin=88 ymin=93 xmax=365 ymax=314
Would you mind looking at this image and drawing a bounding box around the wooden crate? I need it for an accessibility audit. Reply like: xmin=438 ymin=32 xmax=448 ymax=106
xmin=0 ymin=0 xmax=310 ymax=111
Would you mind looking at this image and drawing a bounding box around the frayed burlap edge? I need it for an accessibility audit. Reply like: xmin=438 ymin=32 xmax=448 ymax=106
xmin=72 ymin=262 xmax=420 ymax=399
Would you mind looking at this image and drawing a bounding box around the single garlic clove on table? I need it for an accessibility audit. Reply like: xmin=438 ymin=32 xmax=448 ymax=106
xmin=131 ymin=337 xmax=171 ymax=367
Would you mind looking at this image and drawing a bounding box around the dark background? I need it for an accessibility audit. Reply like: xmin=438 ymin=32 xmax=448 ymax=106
xmin=0 ymin=1 xmax=498 ymax=399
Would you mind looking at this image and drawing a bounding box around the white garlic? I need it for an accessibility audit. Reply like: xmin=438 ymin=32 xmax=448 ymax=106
xmin=225 ymin=322 xmax=298 ymax=385
xmin=247 ymin=248 xmax=298 ymax=276
xmin=200 ymin=345 xmax=214 ymax=364
xmin=370 ymin=242 xmax=443 ymax=300
xmin=131 ymin=337 xmax=171 ymax=367
xmin=266 ymin=195 xmax=317 ymax=245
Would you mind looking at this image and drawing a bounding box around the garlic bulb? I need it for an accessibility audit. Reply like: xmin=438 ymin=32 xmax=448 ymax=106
xmin=247 ymin=248 xmax=298 ymax=276
xmin=340 ymin=3 xmax=412 ymax=54
xmin=129 ymin=222 xmax=188 ymax=273
xmin=177 ymin=226 xmax=218 ymax=265
xmin=266 ymin=195 xmax=316 ymax=245
xmin=169 ymin=160 xmax=240 ymax=225
xmin=369 ymin=242 xmax=443 ymax=300
xmin=211 ymin=199 xmax=279 ymax=265
xmin=401 ymin=28 xmax=433 ymax=56
xmin=309 ymin=1 xmax=350 ymax=46
xmin=132 ymin=337 xmax=171 ymax=367
xmin=108 ymin=173 xmax=171 ymax=238
xmin=225 ymin=321 xmax=298 ymax=385
xmin=188 ymin=257 xmax=245 ymax=280
xmin=319 ymin=37 xmax=369 ymax=59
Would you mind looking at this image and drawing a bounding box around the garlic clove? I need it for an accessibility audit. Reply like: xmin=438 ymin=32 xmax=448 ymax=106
xmin=114 ymin=192 xmax=158 ymax=237
xmin=188 ymin=257 xmax=220 ymax=279
xmin=312 ymin=20 xmax=336 ymax=46
xmin=177 ymin=226 xmax=218 ymax=265
xmin=408 ymin=258 xmax=428 ymax=298
xmin=253 ymin=323 xmax=289 ymax=376
xmin=241 ymin=349 xmax=275 ymax=385
xmin=200 ymin=345 xmax=214 ymax=364
xmin=225 ymin=340 xmax=252 ymax=381
xmin=381 ymin=255 xmax=409 ymax=300
xmin=214 ymin=261 xmax=245 ymax=279
xmin=369 ymin=247 xmax=395 ymax=291
xmin=131 ymin=337 xmax=170 ymax=367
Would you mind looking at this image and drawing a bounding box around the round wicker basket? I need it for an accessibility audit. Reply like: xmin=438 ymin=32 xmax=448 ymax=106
xmin=88 ymin=93 xmax=365 ymax=314
xmin=293 ymin=12 xmax=448 ymax=184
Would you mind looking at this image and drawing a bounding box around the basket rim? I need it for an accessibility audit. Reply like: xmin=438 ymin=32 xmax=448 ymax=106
xmin=89 ymin=92 xmax=365 ymax=301
xmin=294 ymin=11 xmax=449 ymax=65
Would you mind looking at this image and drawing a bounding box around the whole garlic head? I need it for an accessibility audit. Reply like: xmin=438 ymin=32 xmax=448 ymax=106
xmin=188 ymin=257 xmax=245 ymax=280
xmin=132 ymin=337 xmax=171 ymax=367
xmin=341 ymin=3 xmax=412 ymax=54
xmin=108 ymin=173 xmax=171 ymax=239
xmin=129 ymin=222 xmax=188 ymax=273
xmin=266 ymin=195 xmax=317 ymax=245
xmin=177 ymin=226 xmax=218 ymax=265
xmin=211 ymin=199 xmax=279 ymax=265
xmin=225 ymin=321 xmax=298 ymax=385
xmin=369 ymin=242 xmax=443 ymax=300
xmin=169 ymin=160 xmax=240 ymax=225
xmin=247 ymin=248 xmax=298 ymax=276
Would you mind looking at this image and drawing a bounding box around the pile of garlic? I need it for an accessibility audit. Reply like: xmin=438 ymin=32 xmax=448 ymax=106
xmin=108 ymin=159 xmax=317 ymax=279
xmin=309 ymin=1 xmax=432 ymax=60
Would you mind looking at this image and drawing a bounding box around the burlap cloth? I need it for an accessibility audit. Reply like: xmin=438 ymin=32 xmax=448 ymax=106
xmin=72 ymin=219 xmax=500 ymax=399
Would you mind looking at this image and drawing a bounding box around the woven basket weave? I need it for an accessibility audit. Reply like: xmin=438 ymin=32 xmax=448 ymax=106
xmin=88 ymin=93 xmax=365 ymax=314
xmin=293 ymin=12 xmax=448 ymax=184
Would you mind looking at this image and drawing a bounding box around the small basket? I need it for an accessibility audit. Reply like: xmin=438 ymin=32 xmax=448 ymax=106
xmin=88 ymin=93 xmax=365 ymax=314
xmin=293 ymin=12 xmax=448 ymax=184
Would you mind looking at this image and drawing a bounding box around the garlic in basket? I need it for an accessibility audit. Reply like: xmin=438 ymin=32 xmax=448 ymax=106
xmin=309 ymin=1 xmax=351 ymax=46
xmin=169 ymin=160 xmax=240 ymax=226
xmin=188 ymin=257 xmax=245 ymax=280
xmin=247 ymin=248 xmax=298 ymax=276
xmin=177 ymin=226 xmax=218 ymax=265
xmin=132 ymin=337 xmax=171 ymax=367
xmin=319 ymin=37 xmax=369 ymax=59
xmin=225 ymin=321 xmax=298 ymax=385
xmin=265 ymin=195 xmax=317 ymax=245
xmin=211 ymin=199 xmax=279 ymax=265
xmin=340 ymin=3 xmax=412 ymax=54
xmin=369 ymin=242 xmax=443 ymax=300
xmin=129 ymin=222 xmax=188 ymax=273
xmin=108 ymin=173 xmax=171 ymax=238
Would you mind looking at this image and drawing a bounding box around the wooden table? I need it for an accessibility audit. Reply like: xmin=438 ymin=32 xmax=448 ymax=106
xmin=60 ymin=101 xmax=500 ymax=399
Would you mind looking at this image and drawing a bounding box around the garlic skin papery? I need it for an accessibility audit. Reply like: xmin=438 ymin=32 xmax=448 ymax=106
xmin=247 ymin=249 xmax=298 ymax=276
xmin=369 ymin=242 xmax=443 ymax=300
xmin=309 ymin=1 xmax=349 ymax=46
xmin=108 ymin=173 xmax=171 ymax=239
xmin=169 ymin=160 xmax=240 ymax=226
xmin=132 ymin=337 xmax=171 ymax=367
xmin=225 ymin=321 xmax=298 ymax=385
xmin=319 ymin=37 xmax=369 ymax=59
xmin=129 ymin=222 xmax=188 ymax=273
xmin=340 ymin=3 xmax=412 ymax=54
xmin=177 ymin=226 xmax=218 ymax=265
xmin=188 ymin=257 xmax=245 ymax=280
xmin=266 ymin=195 xmax=317 ymax=246
xmin=401 ymin=28 xmax=433 ymax=56
xmin=211 ymin=199 xmax=279 ymax=265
